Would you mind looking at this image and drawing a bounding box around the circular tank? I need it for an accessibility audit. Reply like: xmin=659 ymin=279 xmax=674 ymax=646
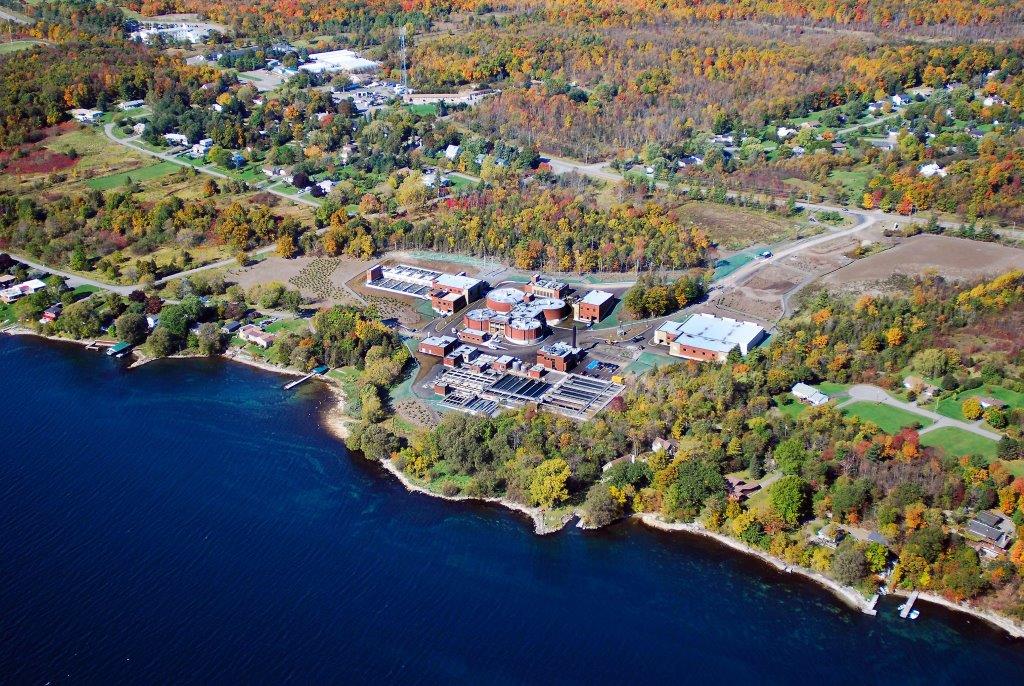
xmin=534 ymin=297 xmax=567 ymax=323
xmin=505 ymin=317 xmax=542 ymax=343
xmin=486 ymin=287 xmax=526 ymax=313
xmin=463 ymin=307 xmax=496 ymax=331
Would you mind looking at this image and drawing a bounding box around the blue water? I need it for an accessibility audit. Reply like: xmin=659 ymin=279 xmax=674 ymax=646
xmin=2 ymin=336 xmax=1022 ymax=684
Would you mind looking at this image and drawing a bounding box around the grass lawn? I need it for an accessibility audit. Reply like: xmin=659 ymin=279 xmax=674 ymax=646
xmin=816 ymin=382 xmax=851 ymax=396
xmin=447 ymin=173 xmax=478 ymax=190
xmin=0 ymin=302 xmax=14 ymax=324
xmin=86 ymin=161 xmax=180 ymax=190
xmin=842 ymin=401 xmax=934 ymax=433
xmin=266 ymin=318 xmax=310 ymax=334
xmin=406 ymin=103 xmax=438 ymax=116
xmin=920 ymin=427 xmax=998 ymax=460
xmin=777 ymin=396 xmax=807 ymax=419
xmin=830 ymin=169 xmax=873 ymax=198
xmin=72 ymin=284 xmax=101 ymax=298
xmin=934 ymin=385 xmax=1024 ymax=422
xmin=592 ymin=299 xmax=626 ymax=330
xmin=0 ymin=39 xmax=46 ymax=54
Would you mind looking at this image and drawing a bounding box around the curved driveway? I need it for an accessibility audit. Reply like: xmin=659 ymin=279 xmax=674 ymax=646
xmin=844 ymin=384 xmax=1001 ymax=440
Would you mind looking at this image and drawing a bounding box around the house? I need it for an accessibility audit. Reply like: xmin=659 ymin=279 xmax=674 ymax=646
xmin=239 ymin=324 xmax=276 ymax=349
xmin=919 ymin=163 xmax=947 ymax=178
xmin=966 ymin=512 xmax=1011 ymax=549
xmin=132 ymin=122 xmax=147 ymax=135
xmin=222 ymin=320 xmax=242 ymax=334
xmin=891 ymin=93 xmax=911 ymax=107
xmin=0 ymin=278 xmax=46 ymax=303
xmin=230 ymin=152 xmax=246 ymax=168
xmin=190 ymin=138 xmax=213 ymax=158
xmin=573 ymin=290 xmax=615 ymax=324
xmin=903 ymin=375 xmax=938 ymax=399
xmin=39 ymin=303 xmax=62 ymax=324
xmin=816 ymin=524 xmax=845 ymax=549
xmin=163 ymin=133 xmax=189 ymax=146
xmin=118 ymin=99 xmax=146 ymax=110
xmin=726 ymin=476 xmax=761 ymax=500
xmin=69 ymin=108 xmax=103 ymax=124
xmin=777 ymin=126 xmax=797 ymax=140
xmin=677 ymin=155 xmax=703 ymax=167
xmin=316 ymin=179 xmax=336 ymax=194
xmin=146 ymin=315 xmax=160 ymax=330
xmin=977 ymin=396 xmax=1007 ymax=410
xmin=983 ymin=95 xmax=1006 ymax=107
xmin=790 ymin=146 xmax=806 ymax=157
xmin=651 ymin=437 xmax=679 ymax=455
xmin=792 ymin=382 xmax=829 ymax=406
xmin=444 ymin=144 xmax=461 ymax=160
xmin=107 ymin=341 xmax=132 ymax=357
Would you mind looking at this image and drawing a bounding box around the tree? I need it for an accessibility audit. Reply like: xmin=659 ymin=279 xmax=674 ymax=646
xmin=664 ymin=459 xmax=726 ymax=517
xmin=529 ymin=458 xmax=570 ymax=508
xmin=115 ymin=312 xmax=147 ymax=345
xmin=276 ymin=234 xmax=297 ymax=258
xmin=68 ymin=245 xmax=89 ymax=271
xmin=395 ymin=171 xmax=428 ymax=208
xmin=580 ymin=483 xmax=622 ymax=528
xmin=831 ymin=543 xmax=868 ymax=585
xmin=865 ymin=542 xmax=888 ymax=573
xmin=769 ymin=475 xmax=809 ymax=527
xmin=146 ymin=326 xmax=176 ymax=357
xmin=356 ymin=422 xmax=401 ymax=462
xmin=961 ymin=397 xmax=983 ymax=421
xmin=773 ymin=438 xmax=806 ymax=475
xmin=194 ymin=322 xmax=222 ymax=356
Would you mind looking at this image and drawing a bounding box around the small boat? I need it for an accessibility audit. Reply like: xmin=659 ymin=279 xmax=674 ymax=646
xmin=897 ymin=604 xmax=906 ymax=612
xmin=909 ymin=610 xmax=920 ymax=620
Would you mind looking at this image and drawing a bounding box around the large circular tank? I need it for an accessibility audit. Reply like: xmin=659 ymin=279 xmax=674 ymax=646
xmin=505 ymin=317 xmax=542 ymax=343
xmin=534 ymin=297 xmax=567 ymax=323
xmin=463 ymin=307 xmax=496 ymax=331
xmin=486 ymin=287 xmax=526 ymax=313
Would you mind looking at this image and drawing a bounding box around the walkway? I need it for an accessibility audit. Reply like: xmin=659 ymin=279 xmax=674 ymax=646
xmin=843 ymin=384 xmax=1001 ymax=440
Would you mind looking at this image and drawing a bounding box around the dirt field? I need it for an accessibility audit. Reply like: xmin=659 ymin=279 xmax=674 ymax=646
xmin=678 ymin=202 xmax=804 ymax=250
xmin=230 ymin=255 xmax=372 ymax=308
xmin=822 ymin=235 xmax=1024 ymax=292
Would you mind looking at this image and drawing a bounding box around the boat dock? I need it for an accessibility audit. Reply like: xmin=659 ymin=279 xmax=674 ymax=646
xmin=864 ymin=594 xmax=879 ymax=616
xmin=283 ymin=366 xmax=329 ymax=390
xmin=900 ymin=591 xmax=919 ymax=618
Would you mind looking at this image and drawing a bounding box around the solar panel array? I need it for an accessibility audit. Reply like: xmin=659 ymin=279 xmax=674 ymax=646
xmin=367 ymin=277 xmax=433 ymax=298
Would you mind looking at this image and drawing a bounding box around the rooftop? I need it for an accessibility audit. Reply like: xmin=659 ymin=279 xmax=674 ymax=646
xmin=580 ymin=290 xmax=614 ymax=306
xmin=675 ymin=313 xmax=765 ymax=352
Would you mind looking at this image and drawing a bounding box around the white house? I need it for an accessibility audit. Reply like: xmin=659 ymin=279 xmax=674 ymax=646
xmin=0 ymin=278 xmax=47 ymax=303
xmin=189 ymin=138 xmax=213 ymax=158
xmin=791 ymin=382 xmax=829 ymax=406
xmin=983 ymin=95 xmax=1006 ymax=107
xmin=919 ymin=163 xmax=947 ymax=178
xmin=444 ymin=144 xmax=461 ymax=161
xmin=777 ymin=126 xmax=797 ymax=140
xmin=316 ymin=179 xmax=335 ymax=194
xmin=69 ymin=108 xmax=103 ymax=124
xmin=163 ymin=133 xmax=189 ymax=146
xmin=118 ymin=99 xmax=145 ymax=110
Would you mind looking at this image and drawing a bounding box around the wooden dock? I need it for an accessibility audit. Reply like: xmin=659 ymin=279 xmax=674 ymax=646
xmin=900 ymin=591 xmax=919 ymax=618
xmin=284 ymin=372 xmax=317 ymax=390
xmin=864 ymin=594 xmax=879 ymax=616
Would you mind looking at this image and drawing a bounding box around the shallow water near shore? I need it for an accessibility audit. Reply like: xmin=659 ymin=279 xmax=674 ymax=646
xmin=2 ymin=335 xmax=1023 ymax=683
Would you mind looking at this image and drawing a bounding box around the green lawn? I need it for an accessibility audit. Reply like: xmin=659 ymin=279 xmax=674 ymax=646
xmin=920 ymin=427 xmax=998 ymax=460
xmin=0 ymin=39 xmax=46 ymax=54
xmin=266 ymin=318 xmax=310 ymax=334
xmin=406 ymin=103 xmax=438 ymax=116
xmin=842 ymin=401 xmax=934 ymax=433
xmin=815 ymin=382 xmax=851 ymax=397
xmin=829 ymin=169 xmax=872 ymax=198
xmin=777 ymin=396 xmax=807 ymax=419
xmin=934 ymin=385 xmax=1024 ymax=422
xmin=86 ymin=161 xmax=180 ymax=190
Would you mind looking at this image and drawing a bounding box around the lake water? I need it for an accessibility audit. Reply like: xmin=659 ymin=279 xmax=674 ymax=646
xmin=2 ymin=336 xmax=1022 ymax=683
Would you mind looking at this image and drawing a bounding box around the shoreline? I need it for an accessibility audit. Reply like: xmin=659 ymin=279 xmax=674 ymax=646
xmin=375 ymin=455 xmax=569 ymax=535
xmin=635 ymin=513 xmax=878 ymax=614
xmin=6 ymin=330 xmax=1023 ymax=638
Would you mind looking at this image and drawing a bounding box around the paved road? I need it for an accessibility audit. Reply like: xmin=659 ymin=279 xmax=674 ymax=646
xmin=6 ymin=251 xmax=137 ymax=295
xmin=542 ymin=151 xmax=959 ymax=231
xmin=837 ymin=111 xmax=902 ymax=136
xmin=102 ymin=123 xmax=321 ymax=209
xmin=844 ymin=384 xmax=1002 ymax=440
xmin=0 ymin=8 xmax=30 ymax=24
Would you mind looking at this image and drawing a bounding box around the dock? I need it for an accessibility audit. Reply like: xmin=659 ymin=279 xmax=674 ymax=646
xmin=900 ymin=590 xmax=919 ymax=618
xmin=864 ymin=594 xmax=879 ymax=616
xmin=283 ymin=366 xmax=329 ymax=390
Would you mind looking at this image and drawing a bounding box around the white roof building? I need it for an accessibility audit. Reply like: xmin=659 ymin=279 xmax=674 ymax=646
xmin=665 ymin=313 xmax=766 ymax=361
xmin=919 ymin=163 xmax=948 ymax=178
xmin=69 ymin=108 xmax=103 ymax=123
xmin=299 ymin=50 xmax=379 ymax=74
xmin=580 ymin=290 xmax=614 ymax=307
xmin=444 ymin=144 xmax=461 ymax=160
xmin=792 ymin=382 xmax=829 ymax=406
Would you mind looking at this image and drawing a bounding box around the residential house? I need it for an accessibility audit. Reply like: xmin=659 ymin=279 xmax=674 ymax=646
xmin=651 ymin=437 xmax=679 ymax=455
xmin=0 ymin=278 xmax=46 ymax=303
xmin=68 ymin=108 xmax=103 ymax=124
xmin=966 ymin=511 xmax=1011 ymax=550
xmin=791 ymin=382 xmax=829 ymax=406
xmin=239 ymin=324 xmax=276 ymax=349
xmin=163 ymin=133 xmax=189 ymax=146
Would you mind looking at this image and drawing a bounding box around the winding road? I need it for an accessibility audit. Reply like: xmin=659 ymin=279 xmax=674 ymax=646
xmin=842 ymin=384 xmax=1002 ymax=440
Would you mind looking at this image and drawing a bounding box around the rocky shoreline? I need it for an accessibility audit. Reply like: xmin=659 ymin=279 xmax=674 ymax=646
xmin=6 ymin=328 xmax=1023 ymax=638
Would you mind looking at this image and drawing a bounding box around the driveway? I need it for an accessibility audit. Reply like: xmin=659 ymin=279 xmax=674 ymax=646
xmin=844 ymin=384 xmax=1001 ymax=440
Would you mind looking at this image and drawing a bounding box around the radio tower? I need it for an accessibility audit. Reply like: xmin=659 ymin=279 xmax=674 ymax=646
xmin=399 ymin=26 xmax=409 ymax=92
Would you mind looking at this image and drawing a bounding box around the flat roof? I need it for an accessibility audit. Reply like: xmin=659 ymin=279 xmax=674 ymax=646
xmin=677 ymin=313 xmax=764 ymax=349
xmin=434 ymin=273 xmax=482 ymax=291
xmin=421 ymin=335 xmax=456 ymax=347
xmin=580 ymin=290 xmax=614 ymax=306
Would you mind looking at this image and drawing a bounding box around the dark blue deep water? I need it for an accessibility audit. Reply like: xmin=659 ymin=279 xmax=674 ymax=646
xmin=2 ymin=336 xmax=1023 ymax=684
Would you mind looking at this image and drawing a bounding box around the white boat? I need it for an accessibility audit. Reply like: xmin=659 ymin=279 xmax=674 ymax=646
xmin=909 ymin=610 xmax=920 ymax=620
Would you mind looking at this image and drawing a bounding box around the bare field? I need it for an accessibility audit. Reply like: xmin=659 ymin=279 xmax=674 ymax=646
xmin=678 ymin=202 xmax=803 ymax=250
xmin=823 ymin=235 xmax=1024 ymax=290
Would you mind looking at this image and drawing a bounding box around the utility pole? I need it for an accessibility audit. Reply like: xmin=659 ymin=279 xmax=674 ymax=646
xmin=399 ymin=26 xmax=409 ymax=93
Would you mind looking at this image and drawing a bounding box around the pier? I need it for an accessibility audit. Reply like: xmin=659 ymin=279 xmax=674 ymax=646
xmin=284 ymin=366 xmax=330 ymax=390
xmin=900 ymin=591 xmax=919 ymax=619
